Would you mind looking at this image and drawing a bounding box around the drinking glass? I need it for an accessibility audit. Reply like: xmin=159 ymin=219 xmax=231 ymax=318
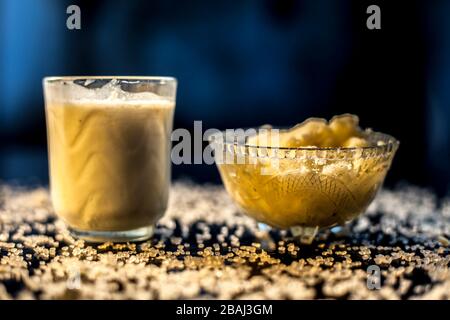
xmin=43 ymin=76 xmax=177 ymax=242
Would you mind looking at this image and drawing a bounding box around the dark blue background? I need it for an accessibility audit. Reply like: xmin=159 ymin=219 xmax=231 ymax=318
xmin=1 ymin=0 xmax=449 ymax=195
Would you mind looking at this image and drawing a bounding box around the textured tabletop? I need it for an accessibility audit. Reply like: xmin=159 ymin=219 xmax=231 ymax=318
xmin=0 ymin=182 xmax=449 ymax=300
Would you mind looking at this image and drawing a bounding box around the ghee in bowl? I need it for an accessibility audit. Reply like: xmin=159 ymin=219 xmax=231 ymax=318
xmin=210 ymin=114 xmax=399 ymax=243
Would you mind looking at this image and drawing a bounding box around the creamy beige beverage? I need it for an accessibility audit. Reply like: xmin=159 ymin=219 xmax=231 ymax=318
xmin=44 ymin=77 xmax=176 ymax=240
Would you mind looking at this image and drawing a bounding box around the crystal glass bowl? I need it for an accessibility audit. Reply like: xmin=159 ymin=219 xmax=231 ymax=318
xmin=210 ymin=129 xmax=399 ymax=242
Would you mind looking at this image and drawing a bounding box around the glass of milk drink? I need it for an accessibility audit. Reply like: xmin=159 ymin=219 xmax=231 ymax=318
xmin=43 ymin=77 xmax=177 ymax=242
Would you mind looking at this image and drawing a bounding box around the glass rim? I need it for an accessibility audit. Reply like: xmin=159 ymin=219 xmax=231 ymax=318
xmin=209 ymin=129 xmax=400 ymax=152
xmin=43 ymin=76 xmax=177 ymax=84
